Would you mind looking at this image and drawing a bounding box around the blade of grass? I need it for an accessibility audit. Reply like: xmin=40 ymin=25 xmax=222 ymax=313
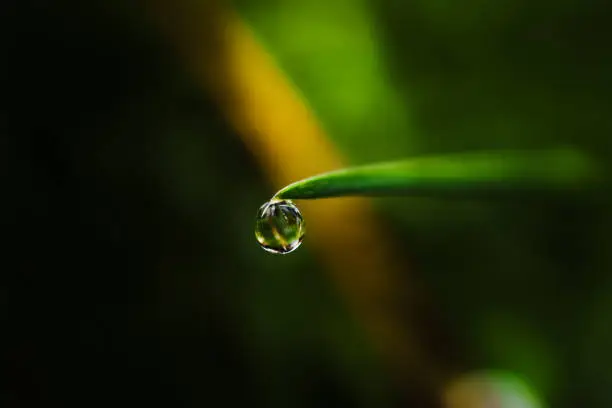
xmin=274 ymin=148 xmax=599 ymax=200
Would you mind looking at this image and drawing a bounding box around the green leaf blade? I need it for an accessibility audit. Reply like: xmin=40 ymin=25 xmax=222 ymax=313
xmin=274 ymin=148 xmax=600 ymax=200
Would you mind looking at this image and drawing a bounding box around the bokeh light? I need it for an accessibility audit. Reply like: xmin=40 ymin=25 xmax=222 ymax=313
xmin=445 ymin=370 xmax=544 ymax=408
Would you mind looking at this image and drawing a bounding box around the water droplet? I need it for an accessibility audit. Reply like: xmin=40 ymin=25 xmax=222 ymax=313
xmin=255 ymin=199 xmax=305 ymax=254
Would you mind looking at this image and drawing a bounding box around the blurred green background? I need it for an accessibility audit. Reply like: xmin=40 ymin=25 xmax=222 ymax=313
xmin=2 ymin=0 xmax=611 ymax=407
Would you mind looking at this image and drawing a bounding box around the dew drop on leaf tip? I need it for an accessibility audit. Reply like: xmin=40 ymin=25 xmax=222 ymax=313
xmin=255 ymin=198 xmax=305 ymax=254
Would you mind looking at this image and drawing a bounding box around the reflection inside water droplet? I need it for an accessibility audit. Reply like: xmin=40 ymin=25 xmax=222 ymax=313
xmin=255 ymin=199 xmax=305 ymax=254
